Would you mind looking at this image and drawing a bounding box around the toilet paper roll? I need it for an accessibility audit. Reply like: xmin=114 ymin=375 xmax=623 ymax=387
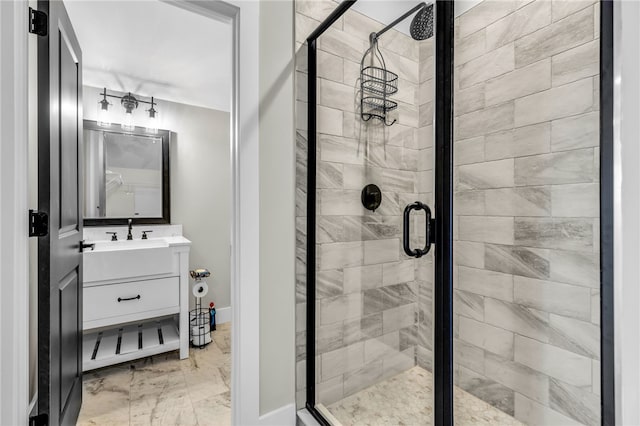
xmin=192 ymin=281 xmax=209 ymax=298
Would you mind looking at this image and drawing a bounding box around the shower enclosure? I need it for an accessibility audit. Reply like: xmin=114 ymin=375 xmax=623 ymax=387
xmin=295 ymin=0 xmax=613 ymax=424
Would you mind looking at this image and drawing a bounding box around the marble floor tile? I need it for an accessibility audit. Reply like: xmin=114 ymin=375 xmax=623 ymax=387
xmin=78 ymin=323 xmax=232 ymax=426
xmin=327 ymin=366 xmax=524 ymax=426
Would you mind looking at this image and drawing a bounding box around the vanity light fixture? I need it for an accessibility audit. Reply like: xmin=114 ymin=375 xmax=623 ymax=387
xmin=146 ymin=97 xmax=158 ymax=134
xmin=97 ymin=88 xmax=159 ymax=133
xmin=97 ymin=88 xmax=112 ymax=127
xmin=120 ymin=92 xmax=138 ymax=131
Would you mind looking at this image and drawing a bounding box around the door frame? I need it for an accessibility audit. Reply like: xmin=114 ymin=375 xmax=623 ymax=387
xmin=0 ymin=2 xmax=30 ymax=425
xmin=0 ymin=0 xmax=264 ymax=424
xmin=303 ymin=1 xmax=454 ymax=423
xmin=303 ymin=1 xmax=616 ymax=426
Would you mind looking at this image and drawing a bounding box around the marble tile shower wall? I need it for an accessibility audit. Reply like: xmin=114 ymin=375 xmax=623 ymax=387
xmin=453 ymin=1 xmax=601 ymax=425
xmin=293 ymin=0 xmax=435 ymax=409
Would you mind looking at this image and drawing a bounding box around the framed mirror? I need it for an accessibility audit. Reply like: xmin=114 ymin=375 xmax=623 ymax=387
xmin=83 ymin=120 xmax=170 ymax=226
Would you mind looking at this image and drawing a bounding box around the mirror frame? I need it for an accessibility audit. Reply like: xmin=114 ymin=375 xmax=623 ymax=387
xmin=82 ymin=119 xmax=171 ymax=226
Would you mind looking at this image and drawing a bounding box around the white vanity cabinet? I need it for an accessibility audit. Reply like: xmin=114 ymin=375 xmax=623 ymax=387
xmin=82 ymin=235 xmax=190 ymax=371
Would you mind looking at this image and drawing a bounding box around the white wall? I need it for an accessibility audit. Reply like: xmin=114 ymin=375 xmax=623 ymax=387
xmin=83 ymin=85 xmax=232 ymax=309
xmin=614 ymin=1 xmax=640 ymax=424
xmin=258 ymin=0 xmax=296 ymax=418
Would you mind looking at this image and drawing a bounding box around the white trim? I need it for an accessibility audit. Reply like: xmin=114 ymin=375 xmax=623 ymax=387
xmin=162 ymin=1 xmax=261 ymax=424
xmin=614 ymin=1 xmax=640 ymax=424
xmin=214 ymin=306 xmax=232 ymax=325
xmin=296 ymin=408 xmax=322 ymax=426
xmin=258 ymin=403 xmax=296 ymax=426
xmin=0 ymin=1 xmax=30 ymax=425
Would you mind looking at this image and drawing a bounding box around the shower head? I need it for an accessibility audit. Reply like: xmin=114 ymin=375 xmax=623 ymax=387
xmin=410 ymin=3 xmax=434 ymax=41
xmin=372 ymin=2 xmax=434 ymax=42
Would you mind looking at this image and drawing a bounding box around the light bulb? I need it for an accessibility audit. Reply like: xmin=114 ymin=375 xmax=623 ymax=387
xmin=97 ymin=99 xmax=111 ymax=127
xmin=121 ymin=110 xmax=135 ymax=131
xmin=146 ymin=110 xmax=158 ymax=133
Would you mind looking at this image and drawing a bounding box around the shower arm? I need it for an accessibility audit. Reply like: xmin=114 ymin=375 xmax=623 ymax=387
xmin=372 ymin=2 xmax=427 ymax=41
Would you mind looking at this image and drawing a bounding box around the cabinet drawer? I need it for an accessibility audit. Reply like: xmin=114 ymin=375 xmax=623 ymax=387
xmin=84 ymin=277 xmax=179 ymax=326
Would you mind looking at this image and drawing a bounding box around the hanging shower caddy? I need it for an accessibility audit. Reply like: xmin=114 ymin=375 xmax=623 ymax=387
xmin=360 ymin=33 xmax=398 ymax=126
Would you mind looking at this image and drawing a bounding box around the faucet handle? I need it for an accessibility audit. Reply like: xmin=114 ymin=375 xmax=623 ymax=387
xmin=141 ymin=230 xmax=153 ymax=240
xmin=105 ymin=232 xmax=118 ymax=241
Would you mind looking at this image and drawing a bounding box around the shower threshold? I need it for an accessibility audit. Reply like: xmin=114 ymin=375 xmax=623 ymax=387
xmin=323 ymin=366 xmax=524 ymax=426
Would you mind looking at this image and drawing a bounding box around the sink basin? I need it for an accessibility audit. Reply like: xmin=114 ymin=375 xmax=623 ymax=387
xmin=92 ymin=239 xmax=169 ymax=252
xmin=84 ymin=238 xmax=176 ymax=283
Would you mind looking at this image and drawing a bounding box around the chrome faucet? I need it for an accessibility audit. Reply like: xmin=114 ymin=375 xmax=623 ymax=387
xmin=127 ymin=219 xmax=133 ymax=240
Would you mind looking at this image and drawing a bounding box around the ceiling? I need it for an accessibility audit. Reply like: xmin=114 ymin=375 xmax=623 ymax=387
xmin=65 ymin=0 xmax=232 ymax=112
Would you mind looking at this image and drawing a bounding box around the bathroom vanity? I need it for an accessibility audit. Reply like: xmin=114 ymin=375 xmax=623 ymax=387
xmin=82 ymin=226 xmax=190 ymax=371
xmin=80 ymin=120 xmax=190 ymax=371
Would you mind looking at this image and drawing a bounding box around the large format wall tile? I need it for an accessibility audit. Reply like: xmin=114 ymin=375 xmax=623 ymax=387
xmin=551 ymin=111 xmax=599 ymax=151
xmin=514 ymin=218 xmax=594 ymax=251
xmin=457 ymin=0 xmax=518 ymax=40
xmin=551 ymin=0 xmax=597 ymax=22
xmin=484 ymin=352 xmax=550 ymax=405
xmin=455 ymin=30 xmax=486 ymax=66
xmin=552 ymin=39 xmax=599 ymax=86
xmin=551 ymin=183 xmax=599 ymax=217
xmin=515 ymin=6 xmax=594 ymax=67
xmin=458 ymin=265 xmax=514 ymax=302
xmin=484 ymin=244 xmax=550 ymax=280
xmin=458 ymin=102 xmax=515 ymax=140
xmin=548 ymin=314 xmax=599 ymax=359
xmin=513 ymin=276 xmax=591 ymax=321
xmin=484 ymin=298 xmax=549 ymax=342
xmin=514 ymin=393 xmax=583 ymax=426
xmin=458 ymin=365 xmax=516 ymax=416
xmin=459 ymin=216 xmax=515 ymax=245
xmin=485 ymin=59 xmax=551 ymax=106
xmin=460 ymin=43 xmax=515 ymax=88
xmin=485 ymin=122 xmax=551 ymax=160
xmin=485 ymin=0 xmax=551 ymax=51
xmin=514 ymin=336 xmax=592 ymax=387
xmin=457 ymin=159 xmax=515 ymax=190
xmin=549 ymin=378 xmax=599 ymax=426
xmin=514 ymin=148 xmax=595 ymax=186
xmin=514 ymin=77 xmax=594 ymax=127
xmin=484 ymin=187 xmax=551 ymax=217
xmin=459 ymin=316 xmax=515 ymax=359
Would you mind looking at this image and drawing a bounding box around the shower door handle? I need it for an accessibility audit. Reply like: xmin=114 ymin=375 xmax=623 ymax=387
xmin=403 ymin=201 xmax=434 ymax=258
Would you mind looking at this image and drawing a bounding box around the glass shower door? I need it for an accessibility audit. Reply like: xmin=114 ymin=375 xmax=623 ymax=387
xmin=452 ymin=1 xmax=603 ymax=425
xmin=297 ymin=1 xmax=439 ymax=424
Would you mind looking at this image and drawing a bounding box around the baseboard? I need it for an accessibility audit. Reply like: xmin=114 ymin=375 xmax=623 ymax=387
xmin=296 ymin=408 xmax=322 ymax=426
xmin=215 ymin=306 xmax=232 ymax=324
xmin=259 ymin=403 xmax=296 ymax=425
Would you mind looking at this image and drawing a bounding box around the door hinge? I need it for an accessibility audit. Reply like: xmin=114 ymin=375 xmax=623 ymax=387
xmin=29 ymin=210 xmax=48 ymax=237
xmin=28 ymin=7 xmax=47 ymax=36
xmin=29 ymin=413 xmax=48 ymax=426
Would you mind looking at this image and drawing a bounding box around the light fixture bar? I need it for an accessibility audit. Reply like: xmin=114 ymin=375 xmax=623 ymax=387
xmin=97 ymin=88 xmax=159 ymax=133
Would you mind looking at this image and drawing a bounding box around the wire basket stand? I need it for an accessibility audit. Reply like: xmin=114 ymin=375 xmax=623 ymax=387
xmin=190 ymin=297 xmax=211 ymax=348
xmin=360 ymin=33 xmax=398 ymax=126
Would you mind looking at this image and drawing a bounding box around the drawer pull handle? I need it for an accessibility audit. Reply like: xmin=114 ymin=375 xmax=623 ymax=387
xmin=117 ymin=295 xmax=141 ymax=302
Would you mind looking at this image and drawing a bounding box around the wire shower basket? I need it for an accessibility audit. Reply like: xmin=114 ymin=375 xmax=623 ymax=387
xmin=360 ymin=34 xmax=398 ymax=126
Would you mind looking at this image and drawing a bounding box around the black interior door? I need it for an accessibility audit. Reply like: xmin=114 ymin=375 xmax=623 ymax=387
xmin=37 ymin=1 xmax=84 ymax=424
